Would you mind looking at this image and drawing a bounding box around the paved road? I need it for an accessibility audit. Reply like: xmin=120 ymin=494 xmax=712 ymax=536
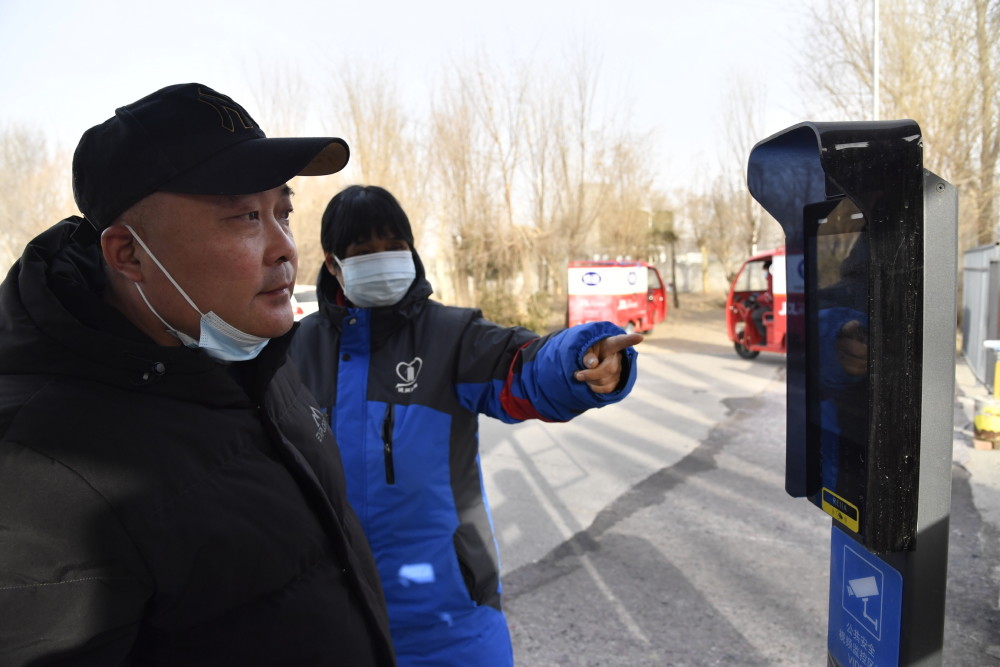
xmin=478 ymin=301 xmax=1000 ymax=665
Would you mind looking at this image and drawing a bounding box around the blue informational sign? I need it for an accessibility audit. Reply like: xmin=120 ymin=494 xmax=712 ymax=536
xmin=828 ymin=525 xmax=902 ymax=666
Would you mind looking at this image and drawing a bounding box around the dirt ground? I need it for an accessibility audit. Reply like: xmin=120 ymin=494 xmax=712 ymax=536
xmin=646 ymin=290 xmax=735 ymax=356
xmin=545 ymin=290 xmax=735 ymax=353
xmin=658 ymin=291 xmax=728 ymax=335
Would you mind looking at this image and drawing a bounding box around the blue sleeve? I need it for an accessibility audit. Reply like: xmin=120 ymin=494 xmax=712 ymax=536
xmin=818 ymin=307 xmax=867 ymax=398
xmin=454 ymin=317 xmax=638 ymax=424
xmin=453 ymin=314 xmax=542 ymax=422
xmin=507 ymin=321 xmax=638 ymax=422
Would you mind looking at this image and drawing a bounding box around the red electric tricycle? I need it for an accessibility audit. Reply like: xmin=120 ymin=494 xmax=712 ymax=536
xmin=725 ymin=247 xmax=788 ymax=359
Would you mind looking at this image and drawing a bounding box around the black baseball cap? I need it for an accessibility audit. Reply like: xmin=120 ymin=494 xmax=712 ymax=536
xmin=72 ymin=83 xmax=349 ymax=232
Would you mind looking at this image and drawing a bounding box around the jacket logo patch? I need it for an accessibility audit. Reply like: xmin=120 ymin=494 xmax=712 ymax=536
xmin=398 ymin=563 xmax=435 ymax=585
xmin=395 ymin=357 xmax=422 ymax=394
xmin=310 ymin=406 xmax=329 ymax=441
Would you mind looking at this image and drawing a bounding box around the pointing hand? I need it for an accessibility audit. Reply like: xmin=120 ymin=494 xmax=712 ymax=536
xmin=574 ymin=333 xmax=644 ymax=394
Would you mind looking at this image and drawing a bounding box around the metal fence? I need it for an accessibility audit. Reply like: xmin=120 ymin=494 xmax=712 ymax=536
xmin=962 ymin=242 xmax=1000 ymax=391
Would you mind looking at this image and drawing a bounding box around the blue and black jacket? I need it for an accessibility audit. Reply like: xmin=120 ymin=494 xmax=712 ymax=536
xmin=289 ymin=250 xmax=637 ymax=666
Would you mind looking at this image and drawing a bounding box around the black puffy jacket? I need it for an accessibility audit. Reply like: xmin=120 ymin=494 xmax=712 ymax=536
xmin=0 ymin=218 xmax=395 ymax=666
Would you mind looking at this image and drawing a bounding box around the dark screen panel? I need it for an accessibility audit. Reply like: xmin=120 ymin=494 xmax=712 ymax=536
xmin=804 ymin=197 xmax=870 ymax=537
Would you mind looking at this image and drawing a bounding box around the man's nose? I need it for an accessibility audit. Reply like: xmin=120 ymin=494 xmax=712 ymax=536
xmin=266 ymin=216 xmax=297 ymax=265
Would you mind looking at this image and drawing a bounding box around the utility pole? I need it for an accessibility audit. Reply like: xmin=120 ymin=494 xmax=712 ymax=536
xmin=652 ymin=210 xmax=680 ymax=309
xmin=873 ymin=0 xmax=881 ymax=120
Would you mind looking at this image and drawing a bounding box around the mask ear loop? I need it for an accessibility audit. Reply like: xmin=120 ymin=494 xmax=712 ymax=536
xmin=331 ymin=254 xmax=347 ymax=292
xmin=130 ymin=281 xmax=198 ymax=347
xmin=124 ymin=224 xmax=204 ymax=317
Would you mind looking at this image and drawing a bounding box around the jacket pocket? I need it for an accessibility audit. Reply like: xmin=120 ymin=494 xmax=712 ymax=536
xmin=382 ymin=403 xmax=395 ymax=485
xmin=453 ymin=524 xmax=501 ymax=610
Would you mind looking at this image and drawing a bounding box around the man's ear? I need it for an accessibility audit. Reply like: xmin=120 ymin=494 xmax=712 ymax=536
xmin=101 ymin=225 xmax=144 ymax=283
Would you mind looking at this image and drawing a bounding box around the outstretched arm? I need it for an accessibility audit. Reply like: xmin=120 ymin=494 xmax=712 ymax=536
xmin=454 ymin=317 xmax=642 ymax=423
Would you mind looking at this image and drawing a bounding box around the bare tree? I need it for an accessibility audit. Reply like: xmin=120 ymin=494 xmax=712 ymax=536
xmin=0 ymin=125 xmax=73 ymax=269
xmin=679 ymin=73 xmax=778 ymax=294
xmin=718 ymin=73 xmax=768 ymax=256
xmin=597 ymin=138 xmax=656 ymax=259
xmin=328 ymin=63 xmax=426 ymax=196
xmin=971 ymin=0 xmax=999 ymax=243
xmin=239 ymin=46 xmax=658 ymax=328
xmin=521 ymin=44 xmax=657 ymax=311
xmin=247 ymin=62 xmax=436 ymax=285
xmin=680 ymin=189 xmax=714 ymax=293
xmin=430 ymin=56 xmax=524 ymax=311
xmin=706 ymin=180 xmax=752 ymax=284
xmin=801 ymin=0 xmax=999 ymax=249
xmin=321 ymin=61 xmax=432 ymax=285
xmin=680 ymin=176 xmax=747 ymax=293
xmin=248 ymin=61 xmax=311 ymax=139
xmin=245 ymin=63 xmax=348 ymax=284
xmin=649 ymin=205 xmax=681 ymax=308
xmin=558 ymin=45 xmax=610 ymax=261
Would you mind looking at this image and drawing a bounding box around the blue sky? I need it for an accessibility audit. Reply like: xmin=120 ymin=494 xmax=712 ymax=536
xmin=0 ymin=0 xmax=818 ymax=192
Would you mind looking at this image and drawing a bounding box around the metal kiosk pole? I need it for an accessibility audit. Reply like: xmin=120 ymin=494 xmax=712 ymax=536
xmin=745 ymin=121 xmax=958 ymax=666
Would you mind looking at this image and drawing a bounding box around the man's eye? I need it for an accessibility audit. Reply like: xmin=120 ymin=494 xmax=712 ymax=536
xmin=241 ymin=211 xmax=260 ymax=221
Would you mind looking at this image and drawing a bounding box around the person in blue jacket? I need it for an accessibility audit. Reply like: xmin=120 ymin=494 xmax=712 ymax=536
xmin=288 ymin=185 xmax=642 ymax=666
xmin=815 ymin=232 xmax=869 ymax=499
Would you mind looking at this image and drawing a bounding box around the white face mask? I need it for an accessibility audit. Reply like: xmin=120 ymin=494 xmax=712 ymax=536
xmin=335 ymin=250 xmax=416 ymax=308
xmin=125 ymin=225 xmax=270 ymax=362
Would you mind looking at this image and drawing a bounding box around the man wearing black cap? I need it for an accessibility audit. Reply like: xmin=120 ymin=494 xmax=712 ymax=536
xmin=0 ymin=84 xmax=395 ymax=665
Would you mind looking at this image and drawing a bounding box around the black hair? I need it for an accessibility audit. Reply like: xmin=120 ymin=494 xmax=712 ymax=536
xmin=320 ymin=185 xmax=415 ymax=259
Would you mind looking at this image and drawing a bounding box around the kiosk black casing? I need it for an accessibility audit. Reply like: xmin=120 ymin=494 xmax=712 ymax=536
xmin=747 ymin=120 xmax=957 ymax=664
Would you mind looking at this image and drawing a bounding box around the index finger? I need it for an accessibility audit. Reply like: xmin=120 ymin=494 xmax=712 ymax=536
xmin=597 ymin=333 xmax=644 ymax=356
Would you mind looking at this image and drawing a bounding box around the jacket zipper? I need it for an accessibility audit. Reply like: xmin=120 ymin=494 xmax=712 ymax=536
xmin=382 ymin=403 xmax=396 ymax=485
